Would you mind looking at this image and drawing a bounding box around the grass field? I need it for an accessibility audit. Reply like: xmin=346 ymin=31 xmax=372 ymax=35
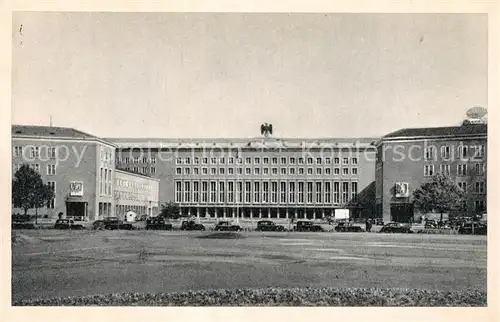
xmin=11 ymin=229 xmax=487 ymax=305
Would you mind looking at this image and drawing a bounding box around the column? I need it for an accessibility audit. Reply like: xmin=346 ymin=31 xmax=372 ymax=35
xmin=322 ymin=209 xmax=325 ymax=220
xmin=223 ymin=208 xmax=226 ymax=218
xmin=197 ymin=207 xmax=200 ymax=219
xmin=215 ymin=208 xmax=218 ymax=218
xmin=232 ymin=208 xmax=235 ymax=218
xmin=188 ymin=208 xmax=191 ymax=217
xmin=205 ymin=207 xmax=208 ymax=217
xmin=250 ymin=209 xmax=253 ymax=219
xmin=286 ymin=208 xmax=289 ymax=219
xmin=259 ymin=208 xmax=262 ymax=218
xmin=84 ymin=202 xmax=88 ymax=221
xmin=313 ymin=209 xmax=317 ymax=220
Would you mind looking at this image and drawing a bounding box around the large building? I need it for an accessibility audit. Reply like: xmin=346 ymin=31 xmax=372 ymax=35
xmin=375 ymin=124 xmax=487 ymax=223
xmin=11 ymin=125 xmax=159 ymax=221
xmin=111 ymin=137 xmax=378 ymax=220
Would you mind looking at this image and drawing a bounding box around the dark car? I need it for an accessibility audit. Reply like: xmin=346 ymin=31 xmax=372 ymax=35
xmin=103 ymin=217 xmax=133 ymax=230
xmin=294 ymin=221 xmax=323 ymax=232
xmin=334 ymin=222 xmax=364 ymax=232
xmin=214 ymin=221 xmax=242 ymax=232
xmin=424 ymin=220 xmax=438 ymax=229
xmin=379 ymin=222 xmax=413 ymax=234
xmin=146 ymin=217 xmax=173 ymax=230
xmin=255 ymin=220 xmax=286 ymax=232
xmin=54 ymin=219 xmax=84 ymax=230
xmin=458 ymin=222 xmax=487 ymax=235
xmin=180 ymin=220 xmax=205 ymax=231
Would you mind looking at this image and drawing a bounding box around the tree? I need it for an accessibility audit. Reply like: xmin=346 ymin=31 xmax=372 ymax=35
xmin=412 ymin=173 xmax=466 ymax=223
xmin=159 ymin=201 xmax=181 ymax=219
xmin=12 ymin=165 xmax=55 ymax=222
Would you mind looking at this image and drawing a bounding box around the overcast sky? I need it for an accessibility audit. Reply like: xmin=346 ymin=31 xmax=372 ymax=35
xmin=11 ymin=12 xmax=487 ymax=139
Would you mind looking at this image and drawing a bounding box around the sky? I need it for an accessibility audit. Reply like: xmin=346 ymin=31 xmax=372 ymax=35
xmin=11 ymin=12 xmax=487 ymax=139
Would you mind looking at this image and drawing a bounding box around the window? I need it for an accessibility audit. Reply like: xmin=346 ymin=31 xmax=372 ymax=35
xmin=175 ymin=181 xmax=182 ymax=203
xmin=245 ymin=168 xmax=251 ymax=175
xmin=280 ymin=157 xmax=286 ymax=165
xmin=280 ymin=168 xmax=286 ymax=175
xmin=271 ymin=181 xmax=278 ymax=203
xmin=13 ymin=146 xmax=22 ymax=157
xmin=245 ymin=182 xmax=251 ymax=203
xmin=34 ymin=164 xmax=40 ymax=173
xmin=211 ymin=157 xmax=217 ymax=164
xmin=184 ymin=182 xmax=191 ymax=203
xmin=13 ymin=164 xmax=21 ymax=173
xmin=289 ymin=182 xmax=295 ymax=203
xmin=458 ymin=182 xmax=467 ymax=193
xmin=315 ymin=182 xmax=322 ymax=203
xmin=424 ymin=146 xmax=435 ymax=160
xmin=290 ymin=157 xmax=296 ymax=164
xmin=473 ymin=145 xmax=485 ymax=159
xmin=209 ymin=181 xmax=217 ymax=203
xmin=475 ymin=182 xmax=485 ymax=194
xmin=219 ymin=168 xmax=225 ymax=175
xmin=219 ymin=157 xmax=225 ymax=164
xmin=263 ymin=157 xmax=269 ymax=164
xmin=133 ymin=167 xmax=139 ymax=172
xmin=352 ymin=167 xmax=358 ymax=175
xmin=316 ymin=168 xmax=322 ymax=175
xmin=193 ymin=167 xmax=199 ymax=175
xmin=316 ymin=157 xmax=322 ymax=165
xmin=219 ymin=182 xmax=225 ymax=203
xmin=193 ymin=181 xmax=200 ymax=203
xmin=184 ymin=168 xmax=190 ymax=175
xmin=325 ymin=158 xmax=331 ymax=165
xmin=237 ymin=158 xmax=243 ymax=164
xmin=334 ymin=157 xmax=340 ymax=165
xmin=272 ymin=167 xmax=278 ymax=175
xmin=333 ymin=182 xmax=340 ymax=204
xmin=351 ymin=182 xmax=358 ymax=202
xmin=176 ymin=167 xmax=182 ymax=175
xmin=211 ymin=168 xmax=217 ymax=175
xmin=245 ymin=157 xmax=251 ymax=165
xmin=475 ymin=200 xmax=485 ymax=212
xmin=176 ymin=158 xmax=182 ymax=165
xmin=262 ymin=182 xmax=269 ymax=203
xmin=237 ymin=168 xmax=243 ymax=175
xmin=342 ymin=182 xmax=349 ymax=203
xmin=263 ymin=167 xmax=269 ymax=175
xmin=440 ymin=164 xmax=451 ymax=176
xmin=457 ymin=164 xmax=467 ymax=176
xmin=342 ymin=157 xmax=349 ymax=165
xmin=228 ymin=168 xmax=234 ymax=175
xmin=298 ymin=157 xmax=304 ymax=165
xmin=254 ymin=168 xmax=260 ymax=175
xmin=351 ymin=157 xmax=358 ymax=165
xmin=298 ymin=182 xmax=305 ymax=203
xmin=47 ymin=164 xmax=56 ymax=175
xmin=30 ymin=147 xmax=40 ymax=158
xmin=237 ymin=181 xmax=243 ymax=203
xmin=298 ymin=168 xmax=305 ymax=175
xmin=228 ymin=181 xmax=234 ymax=203
xmin=143 ymin=157 xmax=148 ymax=163
xmin=474 ymin=163 xmax=484 ymax=175
xmin=202 ymin=167 xmax=208 ymax=175
xmin=424 ymin=165 xmax=435 ymax=177
xmin=201 ymin=181 xmax=208 ymax=203
xmin=458 ymin=145 xmax=468 ymax=159
xmin=202 ymin=157 xmax=208 ymax=165
xmin=334 ymin=168 xmax=340 ymax=175
xmin=151 ymin=167 xmax=156 ymax=174
xmin=324 ymin=182 xmax=331 ymax=203
xmin=342 ymin=168 xmax=349 ymax=175
xmin=272 ymin=157 xmax=278 ymax=165
xmin=306 ymin=182 xmax=313 ymax=203
xmin=254 ymin=157 xmax=260 ymax=165
xmin=280 ymin=182 xmax=287 ymax=203
xmin=441 ymin=146 xmax=451 ymax=160
xmin=325 ymin=168 xmax=331 ymax=175
xmin=307 ymin=168 xmax=313 ymax=175
xmin=253 ymin=182 xmax=260 ymax=203
xmin=47 ymin=181 xmax=56 ymax=209
xmin=289 ymin=168 xmax=296 ymax=175
xmin=307 ymin=157 xmax=313 ymax=165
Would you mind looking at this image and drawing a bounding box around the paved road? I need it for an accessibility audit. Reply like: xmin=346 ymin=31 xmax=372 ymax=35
xmin=12 ymin=230 xmax=486 ymax=302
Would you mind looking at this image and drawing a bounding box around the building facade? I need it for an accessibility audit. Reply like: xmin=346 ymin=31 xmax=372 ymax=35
xmin=114 ymin=169 xmax=160 ymax=219
xmin=112 ymin=137 xmax=377 ymax=220
xmin=11 ymin=125 xmax=159 ymax=221
xmin=375 ymin=124 xmax=487 ymax=223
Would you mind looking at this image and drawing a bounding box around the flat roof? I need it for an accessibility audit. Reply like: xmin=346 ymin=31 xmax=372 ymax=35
xmin=382 ymin=124 xmax=487 ymax=140
xmin=12 ymin=125 xmax=116 ymax=147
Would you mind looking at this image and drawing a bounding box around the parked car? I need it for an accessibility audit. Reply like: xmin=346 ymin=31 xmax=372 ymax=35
xmin=379 ymin=222 xmax=413 ymax=234
xmin=458 ymin=222 xmax=487 ymax=235
xmin=54 ymin=218 xmax=84 ymax=230
xmin=294 ymin=221 xmax=323 ymax=232
xmin=255 ymin=220 xmax=286 ymax=232
xmin=214 ymin=221 xmax=243 ymax=232
xmin=424 ymin=219 xmax=438 ymax=229
xmin=334 ymin=222 xmax=364 ymax=232
xmin=103 ymin=217 xmax=133 ymax=230
xmin=146 ymin=217 xmax=173 ymax=230
xmin=180 ymin=220 xmax=205 ymax=231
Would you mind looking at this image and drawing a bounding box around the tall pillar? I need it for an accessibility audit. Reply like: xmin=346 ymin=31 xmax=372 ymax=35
xmin=250 ymin=209 xmax=253 ymax=219
xmin=259 ymin=208 xmax=262 ymax=218
xmin=197 ymin=207 xmax=200 ymax=219
xmin=205 ymin=207 xmax=208 ymax=217
xmin=322 ymin=209 xmax=325 ymax=220
xmin=188 ymin=208 xmax=191 ymax=217
xmin=294 ymin=209 xmax=297 ymax=220
xmin=232 ymin=208 xmax=235 ymax=218
xmin=215 ymin=208 xmax=218 ymax=218
xmin=84 ymin=202 xmax=88 ymax=221
xmin=286 ymin=208 xmax=289 ymax=219
xmin=223 ymin=208 xmax=226 ymax=218
xmin=313 ymin=209 xmax=317 ymax=220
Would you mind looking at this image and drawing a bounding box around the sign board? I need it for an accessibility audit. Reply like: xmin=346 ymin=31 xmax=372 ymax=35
xmin=69 ymin=181 xmax=84 ymax=196
xmin=334 ymin=209 xmax=349 ymax=221
xmin=395 ymin=182 xmax=409 ymax=198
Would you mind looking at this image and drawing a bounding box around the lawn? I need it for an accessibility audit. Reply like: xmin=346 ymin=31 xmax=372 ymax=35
xmin=11 ymin=229 xmax=487 ymax=306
